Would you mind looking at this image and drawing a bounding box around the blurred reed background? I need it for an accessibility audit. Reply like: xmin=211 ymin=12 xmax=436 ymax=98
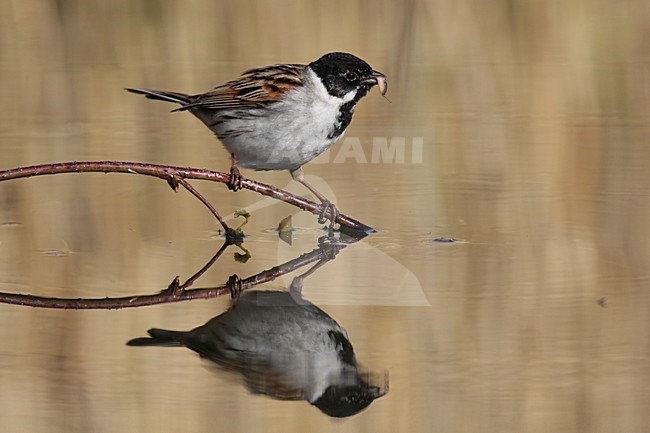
xmin=0 ymin=0 xmax=649 ymax=432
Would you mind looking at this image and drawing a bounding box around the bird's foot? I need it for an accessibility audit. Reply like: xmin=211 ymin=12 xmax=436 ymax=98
xmin=318 ymin=200 xmax=340 ymax=229
xmin=227 ymin=165 xmax=243 ymax=192
xmin=226 ymin=274 xmax=243 ymax=300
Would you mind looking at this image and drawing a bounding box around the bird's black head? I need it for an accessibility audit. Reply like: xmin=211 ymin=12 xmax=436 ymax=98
xmin=311 ymin=381 xmax=386 ymax=418
xmin=309 ymin=52 xmax=385 ymax=99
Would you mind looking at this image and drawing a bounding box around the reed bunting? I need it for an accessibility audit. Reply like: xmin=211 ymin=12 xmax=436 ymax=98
xmin=126 ymin=52 xmax=387 ymax=227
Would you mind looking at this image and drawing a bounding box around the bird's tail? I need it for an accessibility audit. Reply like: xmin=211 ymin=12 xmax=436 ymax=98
xmin=125 ymin=88 xmax=191 ymax=106
xmin=126 ymin=328 xmax=187 ymax=347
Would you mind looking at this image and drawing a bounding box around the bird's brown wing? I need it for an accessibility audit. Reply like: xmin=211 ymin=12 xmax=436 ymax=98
xmin=175 ymin=64 xmax=306 ymax=112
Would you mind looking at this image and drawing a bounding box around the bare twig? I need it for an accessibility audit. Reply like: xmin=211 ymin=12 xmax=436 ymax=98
xmin=0 ymin=161 xmax=375 ymax=232
xmin=175 ymin=177 xmax=235 ymax=238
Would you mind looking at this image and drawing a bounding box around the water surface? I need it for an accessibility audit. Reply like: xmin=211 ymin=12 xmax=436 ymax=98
xmin=1 ymin=1 xmax=649 ymax=432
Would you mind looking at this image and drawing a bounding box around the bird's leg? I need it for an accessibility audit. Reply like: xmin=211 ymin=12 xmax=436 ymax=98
xmin=290 ymin=167 xmax=339 ymax=228
xmin=226 ymin=274 xmax=243 ymax=300
xmin=227 ymin=154 xmax=243 ymax=192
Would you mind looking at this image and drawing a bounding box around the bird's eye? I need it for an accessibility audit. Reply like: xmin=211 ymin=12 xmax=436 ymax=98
xmin=344 ymin=71 xmax=358 ymax=82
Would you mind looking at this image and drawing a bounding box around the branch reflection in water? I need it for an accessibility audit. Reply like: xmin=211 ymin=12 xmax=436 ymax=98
xmin=128 ymin=233 xmax=388 ymax=418
xmin=0 ymin=228 xmax=362 ymax=309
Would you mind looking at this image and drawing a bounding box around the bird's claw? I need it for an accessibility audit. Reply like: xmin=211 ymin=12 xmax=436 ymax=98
xmin=227 ymin=274 xmax=243 ymax=300
xmin=317 ymin=201 xmax=339 ymax=228
xmin=227 ymin=166 xmax=243 ymax=192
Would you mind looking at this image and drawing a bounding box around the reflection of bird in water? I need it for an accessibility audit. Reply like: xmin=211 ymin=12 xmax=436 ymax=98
xmin=127 ymin=290 xmax=388 ymax=417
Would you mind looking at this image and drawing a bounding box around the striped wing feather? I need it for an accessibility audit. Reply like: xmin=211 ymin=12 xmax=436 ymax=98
xmin=175 ymin=64 xmax=306 ymax=112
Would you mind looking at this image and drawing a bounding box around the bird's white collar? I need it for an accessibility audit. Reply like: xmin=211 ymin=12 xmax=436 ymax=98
xmin=305 ymin=67 xmax=357 ymax=105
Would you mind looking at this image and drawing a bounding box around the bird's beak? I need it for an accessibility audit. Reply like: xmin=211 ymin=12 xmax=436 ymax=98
xmin=366 ymin=370 xmax=389 ymax=399
xmin=363 ymin=70 xmax=388 ymax=96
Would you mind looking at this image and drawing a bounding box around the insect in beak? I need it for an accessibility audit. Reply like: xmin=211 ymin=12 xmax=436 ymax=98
xmin=363 ymin=70 xmax=388 ymax=96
